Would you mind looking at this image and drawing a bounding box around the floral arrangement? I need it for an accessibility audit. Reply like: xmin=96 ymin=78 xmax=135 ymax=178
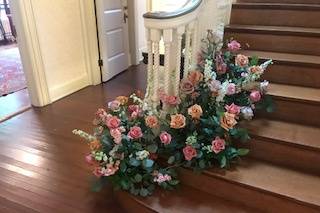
xmin=73 ymin=33 xmax=273 ymax=197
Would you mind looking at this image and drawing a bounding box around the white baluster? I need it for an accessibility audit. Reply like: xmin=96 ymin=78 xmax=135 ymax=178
xmin=150 ymin=29 xmax=161 ymax=107
xmin=163 ymin=29 xmax=173 ymax=96
xmin=145 ymin=29 xmax=153 ymax=103
xmin=175 ymin=26 xmax=185 ymax=96
xmin=191 ymin=20 xmax=198 ymax=64
xmin=183 ymin=23 xmax=193 ymax=79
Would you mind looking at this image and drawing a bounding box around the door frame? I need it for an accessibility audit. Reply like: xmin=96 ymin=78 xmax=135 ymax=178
xmin=9 ymin=0 xmax=101 ymax=107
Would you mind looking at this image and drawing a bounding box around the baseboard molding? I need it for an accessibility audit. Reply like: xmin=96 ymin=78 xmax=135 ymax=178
xmin=49 ymin=74 xmax=90 ymax=102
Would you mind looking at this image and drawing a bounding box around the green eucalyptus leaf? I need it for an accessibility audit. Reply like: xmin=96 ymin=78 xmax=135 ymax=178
xmin=146 ymin=144 xmax=158 ymax=153
xmin=168 ymin=156 xmax=175 ymax=164
xmin=139 ymin=188 xmax=149 ymax=197
xmin=134 ymin=174 xmax=143 ymax=183
xmin=142 ymin=159 xmax=154 ymax=168
xmin=237 ymin=148 xmax=250 ymax=156
xmin=129 ymin=158 xmax=140 ymax=167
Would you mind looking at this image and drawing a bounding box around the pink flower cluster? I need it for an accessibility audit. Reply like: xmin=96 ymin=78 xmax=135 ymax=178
xmin=128 ymin=104 xmax=142 ymax=119
xmin=160 ymin=91 xmax=181 ymax=106
xmin=93 ymin=161 xmax=120 ymax=177
xmin=153 ymin=173 xmax=172 ymax=184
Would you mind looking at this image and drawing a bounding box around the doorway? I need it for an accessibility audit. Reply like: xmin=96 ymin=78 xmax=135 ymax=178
xmin=0 ymin=0 xmax=30 ymax=122
xmin=95 ymin=0 xmax=131 ymax=82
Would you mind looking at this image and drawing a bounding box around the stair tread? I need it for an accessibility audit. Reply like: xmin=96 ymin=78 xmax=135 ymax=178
xmin=268 ymin=83 xmax=320 ymax=103
xmin=246 ymin=118 xmax=320 ymax=150
xmin=226 ymin=24 xmax=320 ymax=36
xmin=205 ymin=158 xmax=320 ymax=208
xmin=240 ymin=50 xmax=320 ymax=65
xmin=233 ymin=2 xmax=320 ymax=10
xmin=125 ymin=185 xmax=254 ymax=213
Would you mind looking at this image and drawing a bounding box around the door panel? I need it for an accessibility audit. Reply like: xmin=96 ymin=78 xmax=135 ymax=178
xmin=96 ymin=0 xmax=130 ymax=82
xmin=106 ymin=29 xmax=125 ymax=57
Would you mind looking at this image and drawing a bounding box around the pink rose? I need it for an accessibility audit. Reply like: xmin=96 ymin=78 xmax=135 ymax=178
xmin=85 ymin=154 xmax=94 ymax=165
xmin=93 ymin=167 xmax=103 ymax=177
xmin=166 ymin=95 xmax=181 ymax=106
xmin=106 ymin=116 xmax=121 ymax=129
xmin=160 ymin=132 xmax=172 ymax=145
xmin=128 ymin=126 xmax=143 ymax=140
xmin=128 ymin=105 xmax=141 ymax=119
xmin=211 ymin=137 xmax=226 ymax=154
xmin=227 ymin=40 xmax=241 ymax=52
xmin=208 ymin=80 xmax=221 ymax=93
xmin=110 ymin=128 xmax=123 ymax=144
xmin=250 ymin=90 xmax=261 ymax=103
xmin=216 ymin=54 xmax=228 ymax=75
xmin=226 ymin=83 xmax=236 ymax=95
xmin=225 ymin=103 xmax=241 ymax=115
xmin=108 ymin=100 xmax=121 ymax=111
xmin=235 ymin=54 xmax=249 ymax=67
xmin=183 ymin=145 xmax=197 ymax=161
xmin=180 ymin=79 xmax=195 ymax=94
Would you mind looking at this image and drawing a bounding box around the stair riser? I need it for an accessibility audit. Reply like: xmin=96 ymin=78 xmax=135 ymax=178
xmin=225 ymin=31 xmax=320 ymax=56
xmin=263 ymin=63 xmax=320 ymax=88
xmin=179 ymin=168 xmax=319 ymax=213
xmin=245 ymin=138 xmax=320 ymax=175
xmin=237 ymin=0 xmax=320 ymax=4
xmin=114 ymin=191 xmax=155 ymax=213
xmin=258 ymin=98 xmax=320 ymax=126
xmin=231 ymin=8 xmax=320 ymax=28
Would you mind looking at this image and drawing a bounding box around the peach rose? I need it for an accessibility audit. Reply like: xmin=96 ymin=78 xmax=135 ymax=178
xmin=188 ymin=70 xmax=203 ymax=86
xmin=128 ymin=126 xmax=143 ymax=139
xmin=188 ymin=104 xmax=203 ymax=119
xmin=115 ymin=96 xmax=129 ymax=105
xmin=165 ymin=95 xmax=181 ymax=106
xmin=235 ymin=54 xmax=249 ymax=67
xmin=211 ymin=137 xmax=226 ymax=154
xmin=220 ymin=112 xmax=237 ymax=131
xmin=170 ymin=114 xmax=186 ymax=129
xmin=249 ymin=66 xmax=263 ymax=74
xmin=89 ymin=140 xmax=101 ymax=151
xmin=106 ymin=116 xmax=121 ymax=129
xmin=183 ymin=145 xmax=197 ymax=161
xmin=145 ymin=115 xmax=159 ymax=128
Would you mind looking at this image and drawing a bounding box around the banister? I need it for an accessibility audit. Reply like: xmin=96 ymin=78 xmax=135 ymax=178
xmin=143 ymin=0 xmax=202 ymax=20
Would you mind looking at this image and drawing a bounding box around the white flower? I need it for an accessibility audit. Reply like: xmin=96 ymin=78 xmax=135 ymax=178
xmin=136 ymin=150 xmax=150 ymax=161
xmin=241 ymin=107 xmax=254 ymax=120
xmin=260 ymin=80 xmax=269 ymax=94
xmin=204 ymin=59 xmax=214 ymax=82
xmin=208 ymin=79 xmax=221 ymax=93
xmin=216 ymin=81 xmax=229 ymax=103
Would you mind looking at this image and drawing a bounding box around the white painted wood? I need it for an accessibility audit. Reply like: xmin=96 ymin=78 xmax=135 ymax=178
xmin=97 ymin=0 xmax=130 ymax=81
xmin=183 ymin=23 xmax=192 ymax=79
xmin=163 ymin=29 xmax=173 ymax=95
xmin=175 ymin=26 xmax=185 ymax=96
xmin=150 ymin=29 xmax=161 ymax=105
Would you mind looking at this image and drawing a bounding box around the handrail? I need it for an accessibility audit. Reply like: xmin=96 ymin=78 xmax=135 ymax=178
xmin=143 ymin=0 xmax=202 ymax=19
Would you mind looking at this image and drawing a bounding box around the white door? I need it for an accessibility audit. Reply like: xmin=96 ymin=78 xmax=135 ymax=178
xmin=96 ymin=0 xmax=130 ymax=82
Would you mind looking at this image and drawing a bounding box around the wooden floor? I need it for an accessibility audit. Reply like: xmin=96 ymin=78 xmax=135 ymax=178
xmin=0 ymin=64 xmax=147 ymax=213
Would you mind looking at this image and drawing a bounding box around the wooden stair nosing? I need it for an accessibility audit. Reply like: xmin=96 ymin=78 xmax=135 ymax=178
xmin=115 ymin=185 xmax=256 ymax=213
xmin=233 ymin=2 xmax=320 ymax=10
xmin=239 ymin=50 xmax=320 ymax=68
xmin=181 ymin=159 xmax=320 ymax=212
xmin=225 ymin=25 xmax=320 ymax=37
xmin=243 ymin=119 xmax=320 ymax=151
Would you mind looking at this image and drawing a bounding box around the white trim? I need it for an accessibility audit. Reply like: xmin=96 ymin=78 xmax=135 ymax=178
xmin=50 ymin=73 xmax=89 ymax=102
xmin=10 ymin=0 xmax=50 ymax=107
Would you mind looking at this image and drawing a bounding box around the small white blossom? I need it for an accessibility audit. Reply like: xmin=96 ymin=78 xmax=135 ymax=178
xmin=241 ymin=107 xmax=254 ymax=120
xmin=136 ymin=150 xmax=150 ymax=161
xmin=260 ymin=80 xmax=269 ymax=94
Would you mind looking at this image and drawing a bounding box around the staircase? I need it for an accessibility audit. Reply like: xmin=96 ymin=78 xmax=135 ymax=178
xmin=115 ymin=1 xmax=320 ymax=212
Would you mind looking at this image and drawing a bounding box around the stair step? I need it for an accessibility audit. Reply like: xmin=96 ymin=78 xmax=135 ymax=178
xmin=244 ymin=119 xmax=320 ymax=174
xmin=179 ymin=159 xmax=320 ymax=212
xmin=231 ymin=3 xmax=320 ymax=28
xmin=237 ymin=0 xmax=320 ymax=4
xmin=261 ymin=83 xmax=320 ymax=126
xmin=114 ymin=185 xmax=255 ymax=213
xmin=225 ymin=25 xmax=320 ymax=56
xmin=240 ymin=50 xmax=320 ymax=88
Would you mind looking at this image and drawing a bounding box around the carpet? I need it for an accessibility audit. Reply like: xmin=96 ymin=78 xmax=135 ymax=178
xmin=0 ymin=45 xmax=27 ymax=96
